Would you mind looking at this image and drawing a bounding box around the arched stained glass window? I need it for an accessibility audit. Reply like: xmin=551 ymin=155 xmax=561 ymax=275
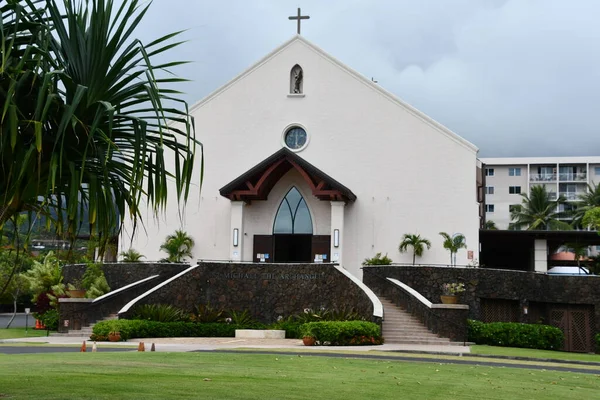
xmin=273 ymin=187 xmax=313 ymax=234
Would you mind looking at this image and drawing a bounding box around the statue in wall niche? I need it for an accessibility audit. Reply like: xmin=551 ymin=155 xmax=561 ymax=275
xmin=291 ymin=65 xmax=303 ymax=94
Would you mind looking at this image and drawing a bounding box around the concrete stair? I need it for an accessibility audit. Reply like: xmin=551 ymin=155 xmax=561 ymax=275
xmin=52 ymin=314 xmax=118 ymax=337
xmin=380 ymin=297 xmax=454 ymax=345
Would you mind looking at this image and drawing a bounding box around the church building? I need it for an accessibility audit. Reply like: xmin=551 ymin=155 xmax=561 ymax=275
xmin=123 ymin=35 xmax=481 ymax=278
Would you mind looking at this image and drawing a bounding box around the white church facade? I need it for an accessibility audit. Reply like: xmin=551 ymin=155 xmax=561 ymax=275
xmin=123 ymin=35 xmax=481 ymax=278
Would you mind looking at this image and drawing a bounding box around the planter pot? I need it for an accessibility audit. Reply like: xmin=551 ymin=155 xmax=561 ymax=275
xmin=67 ymin=289 xmax=87 ymax=298
xmin=440 ymin=295 xmax=458 ymax=304
xmin=108 ymin=332 xmax=121 ymax=342
xmin=302 ymin=337 xmax=316 ymax=346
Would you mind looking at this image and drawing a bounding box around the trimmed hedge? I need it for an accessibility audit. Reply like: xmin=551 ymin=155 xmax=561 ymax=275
xmin=299 ymin=321 xmax=383 ymax=346
xmin=91 ymin=320 xmax=247 ymax=341
xmin=468 ymin=320 xmax=564 ymax=350
xmin=270 ymin=321 xmax=304 ymax=339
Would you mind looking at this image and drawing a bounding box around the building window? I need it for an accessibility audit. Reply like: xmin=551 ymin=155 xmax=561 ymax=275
xmin=595 ymin=167 xmax=600 ymax=175
xmin=485 ymin=168 xmax=494 ymax=177
xmin=509 ymin=167 xmax=521 ymax=176
xmin=509 ymin=204 xmax=520 ymax=213
xmin=273 ymin=187 xmax=313 ymax=234
xmin=509 ymin=186 xmax=521 ymax=194
xmin=485 ymin=204 xmax=495 ymax=213
xmin=485 ymin=186 xmax=494 ymax=195
xmin=282 ymin=126 xmax=308 ymax=151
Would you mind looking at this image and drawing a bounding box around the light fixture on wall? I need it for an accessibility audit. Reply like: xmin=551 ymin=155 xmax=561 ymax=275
xmin=233 ymin=228 xmax=239 ymax=247
xmin=333 ymin=229 xmax=340 ymax=248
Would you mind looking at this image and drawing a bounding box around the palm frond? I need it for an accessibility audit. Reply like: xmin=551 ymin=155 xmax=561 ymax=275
xmin=1 ymin=0 xmax=201 ymax=257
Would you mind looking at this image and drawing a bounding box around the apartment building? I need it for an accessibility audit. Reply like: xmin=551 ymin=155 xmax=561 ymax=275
xmin=479 ymin=157 xmax=600 ymax=230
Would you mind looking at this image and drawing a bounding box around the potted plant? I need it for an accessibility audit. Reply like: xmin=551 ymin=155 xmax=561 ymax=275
xmin=440 ymin=282 xmax=465 ymax=304
xmin=108 ymin=330 xmax=121 ymax=342
xmin=299 ymin=323 xmax=317 ymax=346
xmin=65 ymin=263 xmax=111 ymax=299
xmin=66 ymin=279 xmax=86 ymax=298
xmin=302 ymin=336 xmax=316 ymax=346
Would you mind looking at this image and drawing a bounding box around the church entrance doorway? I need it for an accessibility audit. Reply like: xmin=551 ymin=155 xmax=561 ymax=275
xmin=252 ymin=187 xmax=331 ymax=263
xmin=253 ymin=234 xmax=331 ymax=263
xmin=273 ymin=234 xmax=312 ymax=262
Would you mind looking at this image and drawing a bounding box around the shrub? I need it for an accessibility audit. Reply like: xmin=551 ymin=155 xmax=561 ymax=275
xmin=299 ymin=321 xmax=383 ymax=346
xmin=595 ymin=333 xmax=600 ymax=354
xmin=132 ymin=304 xmax=189 ymax=322
xmin=92 ymin=319 xmax=245 ymax=341
xmin=191 ymin=303 xmax=225 ymax=323
xmin=228 ymin=310 xmax=257 ymax=326
xmin=80 ymin=263 xmax=110 ymax=298
xmin=269 ymin=319 xmax=304 ymax=339
xmin=294 ymin=308 xmax=327 ymax=324
xmin=467 ymin=320 xmax=564 ymax=350
xmin=290 ymin=307 xmax=366 ymax=324
xmin=322 ymin=307 xmax=365 ymax=322
xmin=362 ymin=252 xmax=392 ymax=266
xmin=38 ymin=309 xmax=59 ymax=331
xmin=270 ymin=308 xmax=366 ymax=337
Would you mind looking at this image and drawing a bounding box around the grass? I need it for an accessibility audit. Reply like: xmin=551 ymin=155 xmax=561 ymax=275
xmin=0 ymin=343 xmax=138 ymax=348
xmin=0 ymin=328 xmax=50 ymax=340
xmin=0 ymin=352 xmax=599 ymax=399
xmin=471 ymin=345 xmax=600 ymax=363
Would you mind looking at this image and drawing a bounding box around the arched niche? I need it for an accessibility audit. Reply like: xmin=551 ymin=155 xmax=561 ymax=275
xmin=290 ymin=64 xmax=303 ymax=94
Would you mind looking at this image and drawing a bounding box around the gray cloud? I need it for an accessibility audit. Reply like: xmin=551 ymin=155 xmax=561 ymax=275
xmin=131 ymin=0 xmax=600 ymax=157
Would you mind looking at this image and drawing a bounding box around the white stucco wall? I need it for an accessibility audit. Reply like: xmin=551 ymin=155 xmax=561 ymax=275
xmin=123 ymin=36 xmax=480 ymax=278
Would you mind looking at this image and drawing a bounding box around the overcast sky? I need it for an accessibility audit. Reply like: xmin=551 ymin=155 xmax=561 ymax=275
xmin=131 ymin=0 xmax=600 ymax=157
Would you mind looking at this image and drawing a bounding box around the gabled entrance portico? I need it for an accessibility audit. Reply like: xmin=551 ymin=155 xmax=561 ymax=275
xmin=220 ymin=148 xmax=356 ymax=264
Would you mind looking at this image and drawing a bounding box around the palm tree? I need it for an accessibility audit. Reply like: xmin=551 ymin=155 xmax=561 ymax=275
xmin=565 ymin=242 xmax=588 ymax=267
xmin=572 ymin=183 xmax=600 ymax=227
xmin=160 ymin=230 xmax=195 ymax=263
xmin=582 ymin=207 xmax=600 ymax=231
xmin=510 ymin=186 xmax=571 ymax=230
xmin=398 ymin=234 xmax=431 ymax=265
xmin=439 ymin=232 xmax=467 ymax=266
xmin=0 ymin=0 xmax=199 ymax=247
xmin=120 ymin=249 xmax=145 ymax=262
xmin=483 ymin=220 xmax=498 ymax=230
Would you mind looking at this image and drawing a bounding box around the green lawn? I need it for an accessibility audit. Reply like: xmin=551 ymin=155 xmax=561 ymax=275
xmin=471 ymin=345 xmax=600 ymax=363
xmin=0 ymin=328 xmax=50 ymax=340
xmin=0 ymin=352 xmax=598 ymax=399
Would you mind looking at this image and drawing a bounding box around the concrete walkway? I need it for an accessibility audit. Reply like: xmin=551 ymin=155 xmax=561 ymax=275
xmin=0 ymin=335 xmax=471 ymax=354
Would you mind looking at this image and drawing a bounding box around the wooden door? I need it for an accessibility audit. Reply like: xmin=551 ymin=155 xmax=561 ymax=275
xmin=549 ymin=305 xmax=594 ymax=353
xmin=253 ymin=235 xmax=273 ymax=263
xmin=311 ymin=235 xmax=331 ymax=263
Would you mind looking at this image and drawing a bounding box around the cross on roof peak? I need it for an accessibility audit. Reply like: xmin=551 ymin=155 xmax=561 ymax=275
xmin=288 ymin=8 xmax=310 ymax=35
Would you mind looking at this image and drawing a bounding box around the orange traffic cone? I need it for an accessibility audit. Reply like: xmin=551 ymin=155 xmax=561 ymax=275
xmin=150 ymin=343 xmax=155 ymax=352
xmin=80 ymin=341 xmax=87 ymax=352
xmin=35 ymin=319 xmax=41 ymax=330
xmin=137 ymin=342 xmax=145 ymax=352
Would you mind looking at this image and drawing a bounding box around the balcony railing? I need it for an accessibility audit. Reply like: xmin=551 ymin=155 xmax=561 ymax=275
xmin=559 ymin=172 xmax=587 ymax=182
xmin=530 ymin=174 xmax=556 ymax=182
xmin=548 ymin=192 xmax=558 ymax=200
xmin=559 ymin=192 xmax=581 ymax=201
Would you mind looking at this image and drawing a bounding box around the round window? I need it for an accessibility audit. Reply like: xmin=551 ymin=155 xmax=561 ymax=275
xmin=284 ymin=127 xmax=307 ymax=150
